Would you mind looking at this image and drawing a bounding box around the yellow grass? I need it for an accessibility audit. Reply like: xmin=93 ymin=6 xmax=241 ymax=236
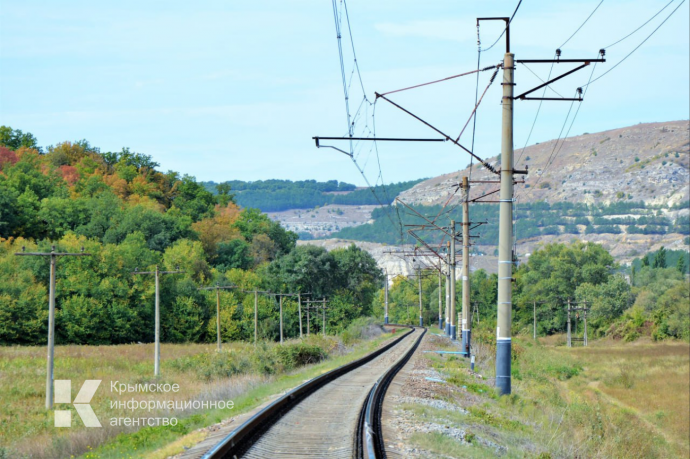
xmin=568 ymin=340 xmax=690 ymax=454
xmin=402 ymin=334 xmax=689 ymax=458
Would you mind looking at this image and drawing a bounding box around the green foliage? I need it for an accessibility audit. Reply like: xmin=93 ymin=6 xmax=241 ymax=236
xmin=0 ymin=125 xmax=40 ymax=151
xmin=331 ymin=200 xmax=666 ymax=245
xmin=0 ymin=127 xmax=383 ymax=346
xmin=513 ymin=242 xmax=620 ymax=336
xmin=201 ymin=179 xmax=423 ymax=212
xmin=632 ymin=248 xmax=688 ymax=274
xmin=169 ymin=341 xmax=326 ymax=381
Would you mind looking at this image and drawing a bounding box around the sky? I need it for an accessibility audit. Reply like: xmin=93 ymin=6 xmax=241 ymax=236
xmin=0 ymin=0 xmax=688 ymax=187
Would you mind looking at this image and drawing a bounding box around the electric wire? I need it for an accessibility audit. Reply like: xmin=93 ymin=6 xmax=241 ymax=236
xmin=330 ymin=0 xmax=406 ymax=244
xmin=583 ymin=0 xmax=686 ymax=87
xmin=480 ymin=0 xmax=523 ymax=52
xmin=529 ymin=55 xmax=599 ymax=195
xmin=604 ymin=0 xmax=675 ymax=49
xmin=559 ymin=0 xmax=604 ymax=49
xmin=519 ymin=62 xmax=565 ymax=98
xmin=515 ymin=53 xmax=557 ymax=166
xmin=531 ymin=93 xmax=577 ymax=191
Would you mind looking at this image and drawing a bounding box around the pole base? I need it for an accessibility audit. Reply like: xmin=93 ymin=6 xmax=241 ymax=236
xmin=461 ymin=330 xmax=471 ymax=357
xmin=496 ymin=339 xmax=511 ymax=395
xmin=450 ymin=325 xmax=457 ymax=341
xmin=384 ymin=316 xmax=389 ymax=325
xmin=439 ymin=318 xmax=443 ymax=330
xmin=445 ymin=323 xmax=450 ymax=336
xmin=419 ymin=317 xmax=423 ymax=327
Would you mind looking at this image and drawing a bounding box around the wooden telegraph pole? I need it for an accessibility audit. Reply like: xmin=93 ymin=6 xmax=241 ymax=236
xmin=15 ymin=245 xmax=91 ymax=409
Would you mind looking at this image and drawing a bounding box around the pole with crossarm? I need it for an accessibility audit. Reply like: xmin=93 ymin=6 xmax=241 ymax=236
xmin=15 ymin=245 xmax=91 ymax=409
xmin=133 ymin=265 xmax=183 ymax=377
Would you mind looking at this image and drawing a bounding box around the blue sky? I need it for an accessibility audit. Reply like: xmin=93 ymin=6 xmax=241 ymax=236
xmin=1 ymin=0 xmax=688 ymax=186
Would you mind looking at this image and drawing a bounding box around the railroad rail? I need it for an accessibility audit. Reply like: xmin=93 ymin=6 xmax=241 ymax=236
xmin=201 ymin=325 xmax=425 ymax=459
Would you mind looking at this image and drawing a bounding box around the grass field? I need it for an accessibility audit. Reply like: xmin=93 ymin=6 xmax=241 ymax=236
xmin=406 ymin=331 xmax=689 ymax=458
xmin=0 ymin=319 xmax=396 ymax=458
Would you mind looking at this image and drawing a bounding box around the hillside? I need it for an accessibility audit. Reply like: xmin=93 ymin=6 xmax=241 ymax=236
xmin=202 ymin=178 xmax=424 ymax=212
xmin=398 ymin=120 xmax=689 ymax=207
xmin=304 ymin=121 xmax=689 ymax=275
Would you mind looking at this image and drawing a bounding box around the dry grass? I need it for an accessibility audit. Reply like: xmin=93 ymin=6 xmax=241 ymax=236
xmin=405 ymin=334 xmax=689 ymax=458
xmin=568 ymin=340 xmax=690 ymax=454
xmin=0 ymin=342 xmax=263 ymax=458
xmin=0 ymin=320 xmax=389 ymax=458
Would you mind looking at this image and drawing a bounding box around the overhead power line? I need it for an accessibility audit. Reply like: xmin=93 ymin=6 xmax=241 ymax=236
xmin=480 ymin=0 xmax=523 ymax=52
xmin=584 ymin=0 xmax=686 ymax=87
xmin=604 ymin=0 xmax=675 ymax=49
xmin=559 ymin=0 xmax=605 ymax=49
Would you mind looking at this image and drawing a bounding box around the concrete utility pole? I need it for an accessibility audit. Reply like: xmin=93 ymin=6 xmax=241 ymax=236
xmin=438 ymin=266 xmax=443 ymax=330
xmin=495 ymin=48 xmax=515 ymax=396
xmin=567 ymin=298 xmax=572 ymax=347
xmin=298 ymin=293 xmax=303 ymax=338
xmin=461 ymin=176 xmax=472 ymax=357
xmin=15 ymin=245 xmax=91 ymax=410
xmin=450 ymin=220 xmax=457 ymax=340
xmin=197 ymin=283 xmax=239 ymax=351
xmin=304 ymin=299 xmax=327 ymax=335
xmin=133 ymin=265 xmax=183 ymax=377
xmin=384 ymin=271 xmax=389 ymax=325
xmin=445 ymin=241 xmax=451 ymax=336
xmin=306 ymin=304 xmax=311 ymax=336
xmin=566 ymin=299 xmax=589 ymax=347
xmin=254 ymin=290 xmax=259 ymax=345
xmin=418 ymin=267 xmax=423 ymax=327
xmin=533 ymin=300 xmax=537 ymax=339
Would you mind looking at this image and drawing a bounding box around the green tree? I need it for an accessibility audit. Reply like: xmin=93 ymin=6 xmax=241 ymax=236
xmin=677 ymin=256 xmax=687 ymax=274
xmin=0 ymin=125 xmax=40 ymax=151
xmin=331 ymin=244 xmax=383 ymax=316
xmin=653 ymin=246 xmax=667 ymax=269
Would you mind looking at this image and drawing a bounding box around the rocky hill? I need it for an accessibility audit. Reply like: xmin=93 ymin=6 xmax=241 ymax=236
xmin=398 ymin=120 xmax=689 ymax=207
xmin=300 ymin=121 xmax=689 ymax=277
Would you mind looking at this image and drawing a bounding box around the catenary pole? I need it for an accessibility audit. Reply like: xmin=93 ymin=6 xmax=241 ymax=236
xmin=438 ymin=266 xmax=443 ymax=329
xmin=384 ymin=271 xmax=389 ymax=325
xmin=418 ymin=267 xmax=423 ymax=327
xmin=461 ymin=176 xmax=472 ymax=356
xmin=496 ymin=49 xmax=515 ymax=396
xmin=445 ymin=241 xmax=451 ymax=336
xmin=450 ymin=220 xmax=457 ymax=340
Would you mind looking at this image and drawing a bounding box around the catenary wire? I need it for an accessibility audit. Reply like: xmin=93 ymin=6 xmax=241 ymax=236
xmin=604 ymin=0 xmax=674 ymax=49
xmin=559 ymin=0 xmax=605 ymax=49
xmin=583 ymin=0 xmax=686 ymax=87
xmin=480 ymin=0 xmax=523 ymax=52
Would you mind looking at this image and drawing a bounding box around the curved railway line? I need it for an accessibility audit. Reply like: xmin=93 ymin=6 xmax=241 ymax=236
xmin=198 ymin=325 xmax=425 ymax=459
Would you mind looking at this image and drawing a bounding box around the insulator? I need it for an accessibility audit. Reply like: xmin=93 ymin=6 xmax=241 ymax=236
xmin=556 ymin=48 xmax=562 ymax=57
xmin=599 ymin=48 xmax=606 ymax=56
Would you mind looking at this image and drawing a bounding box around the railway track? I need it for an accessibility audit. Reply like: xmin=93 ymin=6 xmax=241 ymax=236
xmin=200 ymin=325 xmax=425 ymax=459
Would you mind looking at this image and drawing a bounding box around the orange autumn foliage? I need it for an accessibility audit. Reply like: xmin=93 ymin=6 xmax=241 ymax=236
xmin=192 ymin=202 xmax=243 ymax=257
xmin=59 ymin=165 xmax=80 ymax=185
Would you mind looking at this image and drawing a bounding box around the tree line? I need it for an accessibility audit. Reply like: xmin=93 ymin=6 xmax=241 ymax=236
xmin=200 ymin=179 xmax=425 ymax=212
xmin=331 ymin=200 xmax=690 ymax=245
xmin=0 ymin=126 xmax=382 ymax=345
xmin=374 ymin=242 xmax=688 ymax=342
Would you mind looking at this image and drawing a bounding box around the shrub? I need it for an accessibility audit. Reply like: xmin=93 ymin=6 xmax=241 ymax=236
xmin=274 ymin=342 xmax=326 ymax=368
